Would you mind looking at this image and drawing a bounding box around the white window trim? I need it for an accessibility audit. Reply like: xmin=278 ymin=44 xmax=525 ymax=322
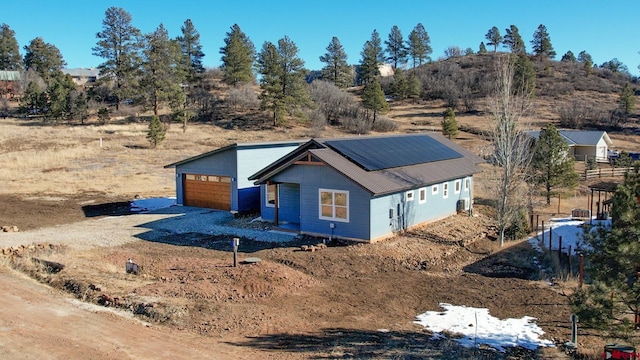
xmin=318 ymin=188 xmax=349 ymax=222
xmin=431 ymin=184 xmax=439 ymax=195
xmin=443 ymin=182 xmax=449 ymax=199
xmin=418 ymin=187 xmax=427 ymax=204
xmin=265 ymin=184 xmax=279 ymax=208
xmin=405 ymin=190 xmax=415 ymax=202
xmin=454 ymin=180 xmax=461 ymax=194
xmin=464 ymin=178 xmax=470 ymax=192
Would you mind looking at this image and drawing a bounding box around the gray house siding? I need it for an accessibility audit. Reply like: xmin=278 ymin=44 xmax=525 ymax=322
xmin=260 ymin=164 xmax=371 ymax=240
xmin=174 ymin=150 xmax=237 ymax=208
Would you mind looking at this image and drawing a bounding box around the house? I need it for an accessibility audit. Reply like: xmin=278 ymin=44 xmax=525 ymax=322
xmin=61 ymin=68 xmax=100 ymax=87
xmin=0 ymin=70 xmax=21 ymax=99
xmin=527 ymin=130 xmax=613 ymax=162
xmin=164 ymin=140 xmax=305 ymax=213
xmin=248 ymin=133 xmax=484 ymax=242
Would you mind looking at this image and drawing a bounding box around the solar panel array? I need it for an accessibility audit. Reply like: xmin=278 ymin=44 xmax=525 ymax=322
xmin=324 ymin=135 xmax=462 ymax=171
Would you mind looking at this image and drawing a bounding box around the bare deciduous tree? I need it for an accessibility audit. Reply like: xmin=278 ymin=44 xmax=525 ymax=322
xmin=488 ymin=54 xmax=533 ymax=246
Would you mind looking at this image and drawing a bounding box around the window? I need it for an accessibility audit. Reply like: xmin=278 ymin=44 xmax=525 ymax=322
xmin=465 ymin=178 xmax=470 ymax=192
xmin=443 ymin=182 xmax=449 ymax=199
xmin=266 ymin=184 xmax=278 ymax=207
xmin=319 ymin=189 xmax=349 ymax=222
xmin=431 ymin=185 xmax=438 ymax=195
xmin=454 ymin=180 xmax=461 ymax=194
xmin=419 ymin=188 xmax=427 ymax=204
xmin=405 ymin=190 xmax=414 ymax=202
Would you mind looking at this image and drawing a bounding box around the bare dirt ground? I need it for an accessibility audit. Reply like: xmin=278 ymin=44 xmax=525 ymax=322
xmin=1 ymin=97 xmax=636 ymax=359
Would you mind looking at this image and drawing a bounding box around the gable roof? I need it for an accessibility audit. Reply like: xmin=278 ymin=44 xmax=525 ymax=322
xmin=527 ymin=130 xmax=612 ymax=146
xmin=164 ymin=140 xmax=306 ymax=168
xmin=250 ymin=133 xmax=484 ymax=196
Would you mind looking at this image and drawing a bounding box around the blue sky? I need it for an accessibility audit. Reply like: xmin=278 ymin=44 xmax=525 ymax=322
xmin=3 ymin=0 xmax=639 ymax=75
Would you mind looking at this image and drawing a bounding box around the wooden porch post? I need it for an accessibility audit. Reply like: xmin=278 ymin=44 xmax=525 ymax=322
xmin=274 ymin=183 xmax=279 ymax=226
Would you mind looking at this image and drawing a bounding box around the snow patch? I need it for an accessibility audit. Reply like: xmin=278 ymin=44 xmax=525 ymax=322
xmin=130 ymin=197 xmax=176 ymax=213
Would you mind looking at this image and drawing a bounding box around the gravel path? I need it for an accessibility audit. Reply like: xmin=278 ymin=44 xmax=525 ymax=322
xmin=1 ymin=206 xmax=297 ymax=250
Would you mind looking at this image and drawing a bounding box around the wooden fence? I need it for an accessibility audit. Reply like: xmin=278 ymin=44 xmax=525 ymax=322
xmin=580 ymin=167 xmax=634 ymax=180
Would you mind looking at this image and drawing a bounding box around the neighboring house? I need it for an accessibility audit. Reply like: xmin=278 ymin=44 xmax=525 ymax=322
xmin=527 ymin=130 xmax=613 ymax=162
xmin=249 ymin=133 xmax=484 ymax=242
xmin=164 ymin=140 xmax=305 ymax=213
xmin=61 ymin=68 xmax=100 ymax=87
xmin=0 ymin=70 xmax=21 ymax=99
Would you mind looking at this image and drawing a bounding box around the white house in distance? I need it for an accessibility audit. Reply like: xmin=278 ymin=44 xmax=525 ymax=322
xmin=526 ymin=130 xmax=613 ymax=162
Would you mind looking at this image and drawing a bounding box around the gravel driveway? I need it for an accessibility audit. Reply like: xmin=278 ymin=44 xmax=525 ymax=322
xmin=1 ymin=205 xmax=297 ymax=250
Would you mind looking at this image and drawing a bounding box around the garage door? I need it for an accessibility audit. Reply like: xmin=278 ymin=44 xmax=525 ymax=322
xmin=183 ymin=174 xmax=231 ymax=210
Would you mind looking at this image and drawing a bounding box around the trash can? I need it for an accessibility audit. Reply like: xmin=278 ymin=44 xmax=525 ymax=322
xmin=603 ymin=344 xmax=636 ymax=359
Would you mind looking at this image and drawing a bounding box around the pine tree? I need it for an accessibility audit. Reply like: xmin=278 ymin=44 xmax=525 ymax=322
xmin=23 ymin=37 xmax=66 ymax=86
xmin=361 ymin=76 xmax=388 ymax=124
xmin=147 ymin=115 xmax=166 ymax=148
xmin=406 ymin=23 xmax=432 ymax=68
xmin=561 ymin=50 xmax=576 ymax=62
xmin=619 ymin=83 xmax=636 ymax=116
xmin=407 ymin=73 xmax=421 ymax=101
xmin=530 ymin=24 xmax=556 ymax=59
xmin=97 ymin=106 xmax=110 ymax=124
xmin=390 ymin=68 xmax=408 ymax=100
xmin=530 ymin=124 xmax=578 ymax=204
xmin=319 ymin=36 xmax=353 ymax=88
xmin=514 ymin=53 xmax=536 ymax=97
xmin=0 ymin=24 xmax=22 ymax=70
xmin=385 ymin=25 xmax=408 ymax=69
xmin=485 ymin=26 xmax=502 ymax=52
xmin=140 ymin=24 xmax=184 ymax=116
xmin=502 ymin=25 xmax=525 ymax=53
xmin=358 ymin=32 xmax=385 ymax=85
xmin=441 ymin=107 xmax=458 ymax=139
xmin=176 ymin=19 xmax=205 ymax=84
xmin=220 ymin=24 xmax=255 ymax=86
xmin=256 ymin=37 xmax=309 ymax=126
xmin=478 ymin=42 xmax=487 ymax=54
xmin=92 ymin=7 xmax=142 ymax=108
xmin=578 ymin=51 xmax=594 ymax=75
xmin=571 ymin=168 xmax=640 ymax=335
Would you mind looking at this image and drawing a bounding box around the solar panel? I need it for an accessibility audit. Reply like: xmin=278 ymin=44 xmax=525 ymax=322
xmin=324 ymin=135 xmax=462 ymax=171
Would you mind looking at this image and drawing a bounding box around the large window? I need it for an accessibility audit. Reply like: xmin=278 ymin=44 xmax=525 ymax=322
xmin=266 ymin=184 xmax=278 ymax=207
xmin=319 ymin=189 xmax=349 ymax=222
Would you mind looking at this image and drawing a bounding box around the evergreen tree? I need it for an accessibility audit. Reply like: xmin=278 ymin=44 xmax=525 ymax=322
xmin=0 ymin=24 xmax=22 ymax=70
xmin=619 ymin=83 xmax=636 ymax=116
xmin=97 ymin=106 xmax=110 ymax=124
xmin=514 ymin=53 xmax=536 ymax=97
xmin=23 ymin=37 xmax=66 ymax=86
xmin=369 ymin=29 xmax=385 ymax=64
xmin=385 ymin=25 xmax=407 ymax=69
xmin=256 ymin=37 xmax=309 ymax=126
xmin=406 ymin=23 xmax=432 ymax=68
xmin=140 ymin=24 xmax=184 ymax=116
xmin=319 ymin=36 xmax=353 ymax=88
xmin=485 ymin=26 xmax=502 ymax=52
xmin=147 ymin=115 xmax=166 ymax=148
xmin=47 ymin=73 xmax=76 ymax=120
xmin=19 ymin=81 xmax=46 ymax=115
xmin=530 ymin=24 xmax=556 ymax=59
xmin=176 ymin=19 xmax=205 ymax=84
xmin=478 ymin=42 xmax=487 ymax=54
xmin=220 ymin=24 xmax=255 ymax=86
xmin=92 ymin=7 xmax=142 ymax=108
xmin=441 ymin=107 xmax=458 ymax=139
xmin=502 ymin=25 xmax=525 ymax=53
xmin=72 ymin=92 xmax=89 ymax=125
xmin=578 ymin=50 xmax=594 ymax=75
xmin=361 ymin=76 xmax=388 ymax=124
xmin=358 ymin=30 xmax=385 ymax=85
xmin=407 ymin=73 xmax=421 ymax=101
xmin=561 ymin=50 xmax=576 ymax=62
xmin=601 ymin=58 xmax=629 ymax=74
xmin=530 ymin=124 xmax=578 ymax=204
xmin=390 ymin=68 xmax=408 ymax=100
xmin=571 ymin=168 xmax=640 ymax=335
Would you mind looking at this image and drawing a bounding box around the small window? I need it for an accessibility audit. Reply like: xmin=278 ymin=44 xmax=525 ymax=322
xmin=319 ymin=189 xmax=349 ymax=222
xmin=431 ymin=185 xmax=438 ymax=195
xmin=454 ymin=180 xmax=461 ymax=194
xmin=266 ymin=184 xmax=278 ymax=207
xmin=185 ymin=174 xmax=195 ymax=180
xmin=465 ymin=178 xmax=470 ymax=192
xmin=443 ymin=183 xmax=449 ymax=199
xmin=405 ymin=190 xmax=414 ymax=202
xmin=208 ymin=176 xmax=219 ymax=182
xmin=220 ymin=177 xmax=231 ymax=183
xmin=419 ymin=188 xmax=427 ymax=204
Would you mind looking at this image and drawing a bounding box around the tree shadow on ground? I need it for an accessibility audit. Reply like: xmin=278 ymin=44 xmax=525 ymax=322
xmin=81 ymin=201 xmax=132 ymax=217
xmin=226 ymin=327 xmax=534 ymax=359
xmin=463 ymin=240 xmax=539 ymax=279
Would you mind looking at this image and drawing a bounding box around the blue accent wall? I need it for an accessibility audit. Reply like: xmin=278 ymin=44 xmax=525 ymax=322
xmin=238 ymin=187 xmax=260 ymax=212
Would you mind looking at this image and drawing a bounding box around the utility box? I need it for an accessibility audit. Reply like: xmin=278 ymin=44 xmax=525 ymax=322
xmin=603 ymin=344 xmax=636 ymax=359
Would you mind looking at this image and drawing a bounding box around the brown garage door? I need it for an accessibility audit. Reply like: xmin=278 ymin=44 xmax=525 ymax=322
xmin=183 ymin=174 xmax=231 ymax=210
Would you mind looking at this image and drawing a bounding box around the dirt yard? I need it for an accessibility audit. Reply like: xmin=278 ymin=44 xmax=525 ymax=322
xmin=0 ymin=100 xmax=634 ymax=359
